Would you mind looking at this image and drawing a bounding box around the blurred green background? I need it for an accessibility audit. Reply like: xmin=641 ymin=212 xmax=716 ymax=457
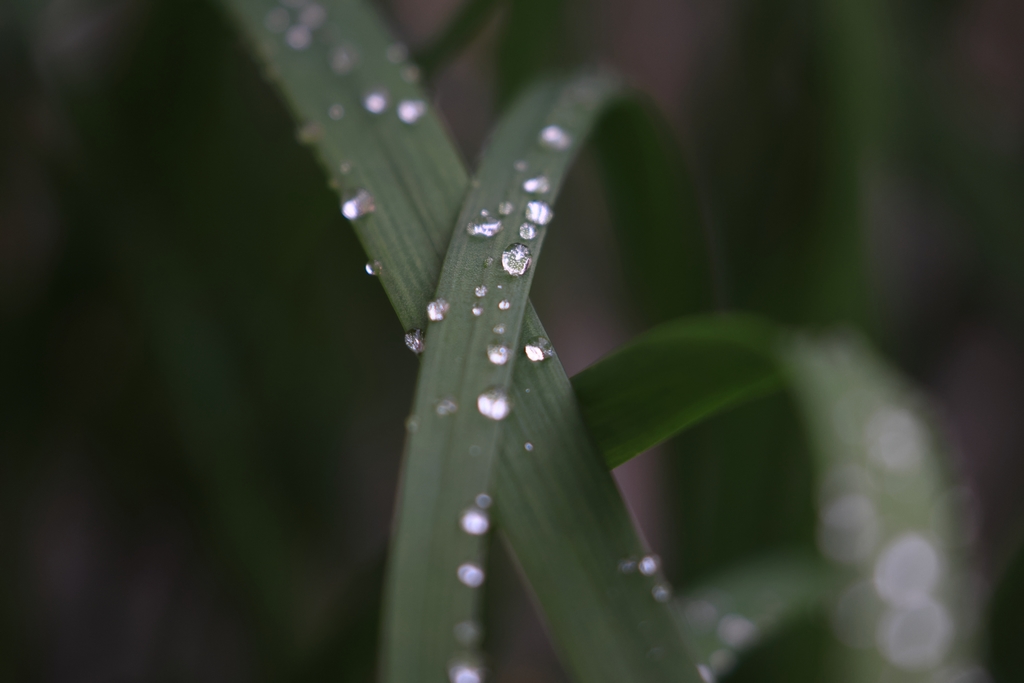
xmin=1 ymin=0 xmax=1023 ymax=681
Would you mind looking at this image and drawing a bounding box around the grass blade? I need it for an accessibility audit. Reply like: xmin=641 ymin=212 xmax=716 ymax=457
xmin=222 ymin=3 xmax=706 ymax=680
xmin=782 ymin=333 xmax=981 ymax=681
xmin=571 ymin=315 xmax=782 ymax=468
xmin=382 ymin=73 xmax=627 ymax=682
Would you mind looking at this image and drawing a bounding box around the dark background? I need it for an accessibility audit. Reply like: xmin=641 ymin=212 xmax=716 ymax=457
xmin=2 ymin=0 xmax=1023 ymax=680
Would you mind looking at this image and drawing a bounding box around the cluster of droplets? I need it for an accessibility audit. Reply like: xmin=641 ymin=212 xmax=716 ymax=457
xmin=265 ymin=0 xmax=327 ymax=51
xmin=806 ymin=344 xmax=983 ymax=679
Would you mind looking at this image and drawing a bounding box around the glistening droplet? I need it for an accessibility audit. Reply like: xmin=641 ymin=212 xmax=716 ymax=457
xmin=498 ymin=202 xmax=514 ymax=215
xmin=487 ymin=345 xmax=510 ymax=365
xmin=467 ymin=219 xmax=503 ymax=237
xmin=477 ymin=387 xmax=511 ymax=420
xmin=652 ymin=584 xmax=672 ymax=602
xmin=475 ymin=285 xmax=488 ymax=297
xmin=365 ymin=260 xmax=381 ymax=275
xmin=639 ymin=555 xmax=660 ymax=576
xmin=453 ymin=620 xmax=482 ymax=646
xmin=457 ymin=563 xmax=485 ymax=587
xmin=522 ymin=175 xmax=550 ymax=193
xmin=404 ymin=329 xmax=425 ymax=354
xmin=427 ymin=298 xmax=449 ymax=321
xmin=436 ymin=398 xmax=458 ymax=416
xmin=524 ymin=337 xmax=554 ymax=361
xmin=475 ymin=493 xmax=492 ymax=509
xmin=397 ymin=99 xmax=427 ymax=124
xmin=363 ymin=89 xmax=389 ymax=114
xmin=342 ymin=189 xmax=375 ymax=219
xmin=525 ymin=201 xmax=553 ymax=225
xmin=519 ymin=223 xmax=536 ymax=240
xmin=448 ymin=664 xmax=483 ymax=683
xmin=328 ymin=103 xmax=344 ymax=120
xmin=502 ymin=243 xmax=532 ymax=276
xmin=460 ymin=508 xmax=490 ymax=535
xmin=524 ymin=442 xmax=533 ymax=451
xmin=539 ymin=124 xmax=572 ymax=150
xmin=498 ymin=299 xmax=510 ymax=310
xmin=472 ymin=305 xmax=483 ymax=317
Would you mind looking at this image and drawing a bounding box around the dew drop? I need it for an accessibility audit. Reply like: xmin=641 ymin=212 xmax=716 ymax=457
xmin=493 ymin=324 xmax=505 ymax=334
xmin=397 ymin=99 xmax=427 ymax=124
xmin=448 ymin=663 xmax=483 ymax=683
xmin=453 ymin=620 xmax=482 ymax=646
xmin=404 ymin=328 xmax=425 ymax=354
xmin=524 ymin=337 xmax=554 ymax=362
xmin=698 ymin=664 xmax=715 ymax=683
xmin=522 ymin=175 xmax=550 ymax=193
xmin=466 ymin=219 xmax=503 ymax=238
xmin=330 ymin=44 xmax=358 ymax=74
xmin=457 ymin=563 xmax=485 ymax=587
xmin=460 ymin=508 xmax=490 ymax=535
xmin=339 ymin=160 xmax=352 ymax=174
xmin=475 ymin=493 xmax=492 ymax=509
xmin=619 ymin=558 xmax=637 ymax=573
xmin=498 ymin=201 xmax=514 ymax=216
xmin=498 ymin=299 xmax=511 ymax=311
xmin=436 ymin=398 xmax=458 ymax=416
xmin=285 ymin=24 xmax=312 ymax=50
xmin=487 ymin=345 xmax=510 ymax=365
xmin=342 ymin=189 xmax=375 ymax=219
xmin=878 ymin=598 xmax=953 ymax=670
xmin=297 ymin=122 xmax=323 ymax=143
xmin=865 ymin=406 xmax=925 ymax=472
xmin=525 ymin=201 xmax=553 ymax=225
xmin=480 ymin=209 xmax=490 ymax=217
xmin=524 ymin=442 xmax=534 ymax=451
xmin=873 ymin=533 xmax=940 ymax=608
xmin=264 ymin=7 xmax=289 ymax=32
xmin=474 ymin=285 xmax=488 ymax=297
xmin=298 ymin=3 xmax=326 ymax=28
xmin=472 ymin=305 xmax=483 ymax=317
xmin=427 ymin=298 xmax=449 ymax=321
xmin=501 ymin=243 xmax=532 ymax=276
xmin=386 ymin=42 xmax=408 ymax=63
xmin=484 ymin=257 xmax=494 ymax=267
xmin=477 ymin=387 xmax=511 ymax=420
xmin=519 ymin=223 xmax=537 ymax=240
xmin=638 ymin=555 xmax=660 ymax=576
xmin=539 ymin=124 xmax=572 ymax=150
xmin=400 ymin=64 xmax=421 ymax=83
xmin=328 ymin=103 xmax=345 ymax=120
xmin=365 ymin=260 xmax=381 ymax=275
xmin=652 ymin=584 xmax=672 ymax=602
xmin=363 ymin=89 xmax=389 ymax=114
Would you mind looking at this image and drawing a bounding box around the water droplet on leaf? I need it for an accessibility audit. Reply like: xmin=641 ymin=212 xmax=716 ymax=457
xmin=487 ymin=345 xmax=510 ymax=365
xmin=436 ymin=398 xmax=458 ymax=416
xmin=513 ymin=159 xmax=528 ymax=172
xmin=472 ymin=305 xmax=483 ymax=317
xmin=404 ymin=329 xmax=425 ymax=354
xmin=457 ymin=563 xmax=485 ymax=587
xmin=365 ymin=260 xmax=381 ymax=275
xmin=427 ymin=298 xmax=449 ymax=321
xmin=522 ymin=175 xmax=550 ymax=193
xmin=466 ymin=219 xmax=503 ymax=237
xmin=474 ymin=285 xmax=487 ymax=297
xmin=524 ymin=442 xmax=533 ymax=451
xmin=493 ymin=324 xmax=505 ymax=334
xmin=342 ymin=189 xmax=375 ymax=219
xmin=328 ymin=103 xmax=344 ymax=120
xmin=524 ymin=337 xmax=554 ymax=361
xmin=397 ymin=99 xmax=427 ymax=124
xmin=363 ymin=88 xmax=389 ymax=114
xmin=652 ymin=584 xmax=672 ymax=602
xmin=519 ymin=223 xmax=536 ymax=240
xmin=477 ymin=387 xmax=511 ymax=420
xmin=453 ymin=620 xmax=482 ymax=646
xmin=525 ymin=201 xmax=553 ymax=225
xmin=498 ymin=299 xmax=510 ymax=310
xmin=448 ymin=663 xmax=483 ymax=683
xmin=330 ymin=44 xmax=358 ymax=74
xmin=460 ymin=508 xmax=490 ymax=535
xmin=539 ymin=124 xmax=572 ymax=150
xmin=639 ymin=555 xmax=660 ymax=576
xmin=498 ymin=202 xmax=514 ymax=215
xmin=502 ymin=243 xmax=532 ymax=276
